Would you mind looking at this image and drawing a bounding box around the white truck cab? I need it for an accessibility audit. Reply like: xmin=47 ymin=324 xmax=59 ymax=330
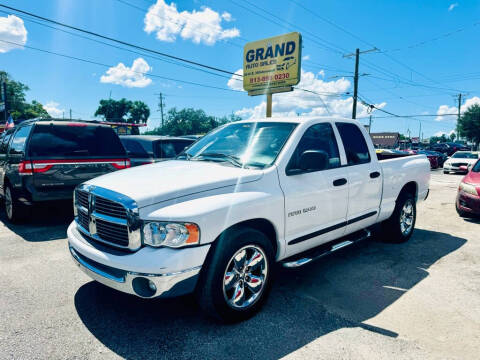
xmin=68 ymin=117 xmax=430 ymax=321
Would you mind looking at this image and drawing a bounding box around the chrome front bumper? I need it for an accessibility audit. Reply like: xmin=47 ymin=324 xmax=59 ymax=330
xmin=67 ymin=221 xmax=209 ymax=299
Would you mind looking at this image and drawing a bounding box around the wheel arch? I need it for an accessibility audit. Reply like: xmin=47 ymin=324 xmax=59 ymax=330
xmin=398 ymin=181 xmax=418 ymax=201
xmin=215 ymin=218 xmax=279 ymax=259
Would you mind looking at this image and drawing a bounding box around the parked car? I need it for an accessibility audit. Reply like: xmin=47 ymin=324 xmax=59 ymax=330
xmin=68 ymin=117 xmax=430 ymax=322
xmin=443 ymin=151 xmax=480 ymax=174
xmin=426 ymin=150 xmax=448 ymax=167
xmin=415 ymin=150 xmax=439 ymax=169
xmin=456 ymin=159 xmax=480 ymax=217
xmin=0 ymin=120 xmax=129 ymax=222
xmin=120 ymin=135 xmax=195 ymax=167
xmin=431 ymin=142 xmax=470 ymax=156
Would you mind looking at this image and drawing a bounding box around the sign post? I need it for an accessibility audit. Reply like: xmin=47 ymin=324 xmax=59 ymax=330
xmin=243 ymin=32 xmax=302 ymax=118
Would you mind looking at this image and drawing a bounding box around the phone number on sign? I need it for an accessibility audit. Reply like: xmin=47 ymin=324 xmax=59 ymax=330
xmin=249 ymin=73 xmax=290 ymax=83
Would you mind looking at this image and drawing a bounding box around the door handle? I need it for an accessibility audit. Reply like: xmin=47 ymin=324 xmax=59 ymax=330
xmin=370 ymin=171 xmax=381 ymax=179
xmin=333 ymin=178 xmax=347 ymax=186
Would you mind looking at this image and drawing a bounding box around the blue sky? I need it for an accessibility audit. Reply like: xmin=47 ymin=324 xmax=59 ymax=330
xmin=0 ymin=0 xmax=479 ymax=137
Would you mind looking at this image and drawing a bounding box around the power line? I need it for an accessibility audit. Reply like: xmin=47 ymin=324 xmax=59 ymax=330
xmin=0 ymin=9 xmax=236 ymax=82
xmin=0 ymin=3 xmax=242 ymax=77
xmin=0 ymin=39 xmax=242 ymax=93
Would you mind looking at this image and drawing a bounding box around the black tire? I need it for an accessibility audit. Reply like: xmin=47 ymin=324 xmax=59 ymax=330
xmin=382 ymin=192 xmax=416 ymax=243
xmin=443 ymin=170 xmax=449 ymax=174
xmin=4 ymin=184 xmax=27 ymax=223
xmin=195 ymin=227 xmax=275 ymax=322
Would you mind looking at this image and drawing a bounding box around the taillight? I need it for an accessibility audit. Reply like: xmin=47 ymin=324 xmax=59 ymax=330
xmin=18 ymin=161 xmax=33 ymax=174
xmin=19 ymin=161 xmax=54 ymax=174
xmin=112 ymin=159 xmax=130 ymax=169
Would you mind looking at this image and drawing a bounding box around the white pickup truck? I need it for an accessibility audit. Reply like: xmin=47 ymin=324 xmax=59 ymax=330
xmin=68 ymin=117 xmax=430 ymax=321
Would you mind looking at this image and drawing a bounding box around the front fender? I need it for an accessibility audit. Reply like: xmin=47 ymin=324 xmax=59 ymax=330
xmin=141 ymin=191 xmax=285 ymax=257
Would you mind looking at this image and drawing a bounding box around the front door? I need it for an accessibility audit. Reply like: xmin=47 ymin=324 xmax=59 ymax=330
xmin=278 ymin=122 xmax=349 ymax=257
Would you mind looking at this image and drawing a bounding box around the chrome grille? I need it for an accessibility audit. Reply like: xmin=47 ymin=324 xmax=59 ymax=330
xmin=77 ymin=209 xmax=89 ymax=230
xmin=452 ymin=162 xmax=468 ymax=167
xmin=76 ymin=190 xmax=89 ymax=209
xmin=96 ymin=219 xmax=129 ymax=247
xmin=74 ymin=185 xmax=141 ymax=251
xmin=95 ymin=196 xmax=127 ymax=219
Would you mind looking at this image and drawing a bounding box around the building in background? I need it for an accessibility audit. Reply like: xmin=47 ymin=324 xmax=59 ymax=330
xmin=370 ymin=132 xmax=400 ymax=149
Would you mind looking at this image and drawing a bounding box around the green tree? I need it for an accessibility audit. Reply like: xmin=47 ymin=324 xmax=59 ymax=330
xmin=94 ymin=98 xmax=150 ymax=124
xmin=145 ymin=108 xmax=240 ymax=136
xmin=457 ymin=104 xmax=480 ymax=149
xmin=449 ymin=132 xmax=456 ymax=142
xmin=429 ymin=134 xmax=448 ymax=144
xmin=1 ymin=71 xmax=50 ymax=121
xmin=128 ymin=100 xmax=150 ymax=124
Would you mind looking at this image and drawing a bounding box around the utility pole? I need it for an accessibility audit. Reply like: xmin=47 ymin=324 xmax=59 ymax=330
xmin=155 ymin=93 xmax=166 ymax=127
xmin=368 ymin=115 xmax=372 ymax=133
xmin=69 ymin=109 xmax=72 ymax=120
xmin=2 ymin=81 xmax=7 ymax=123
xmin=455 ymin=93 xmax=467 ymax=141
xmin=343 ymin=47 xmax=378 ymax=119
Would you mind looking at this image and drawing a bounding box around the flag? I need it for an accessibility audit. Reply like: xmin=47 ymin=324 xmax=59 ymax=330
xmin=5 ymin=115 xmax=14 ymax=129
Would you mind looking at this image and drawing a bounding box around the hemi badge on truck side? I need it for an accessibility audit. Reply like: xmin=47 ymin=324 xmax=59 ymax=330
xmin=288 ymin=206 xmax=316 ymax=217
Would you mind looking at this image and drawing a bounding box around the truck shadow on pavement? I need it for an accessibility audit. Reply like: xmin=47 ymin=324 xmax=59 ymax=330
xmin=0 ymin=201 xmax=73 ymax=242
xmin=74 ymin=228 xmax=466 ymax=360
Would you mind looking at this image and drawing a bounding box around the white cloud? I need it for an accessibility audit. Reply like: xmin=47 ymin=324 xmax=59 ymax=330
xmin=0 ymin=15 xmax=27 ymax=53
xmin=144 ymin=0 xmax=240 ymax=45
xmin=448 ymin=3 xmax=458 ymax=11
xmin=434 ymin=129 xmax=456 ymax=137
xmin=44 ymin=101 xmax=64 ymax=118
xmin=318 ymin=70 xmax=325 ymax=78
xmin=229 ymin=69 xmax=386 ymax=119
xmin=302 ymin=55 xmax=310 ymax=61
xmin=435 ymin=96 xmax=480 ymax=121
xmin=100 ymin=58 xmax=152 ymax=88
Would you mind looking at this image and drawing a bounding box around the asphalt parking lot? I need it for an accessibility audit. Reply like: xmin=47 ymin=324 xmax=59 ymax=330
xmin=1 ymin=170 xmax=479 ymax=360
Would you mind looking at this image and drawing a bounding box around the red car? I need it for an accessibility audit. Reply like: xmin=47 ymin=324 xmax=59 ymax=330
xmin=456 ymin=159 xmax=480 ymax=217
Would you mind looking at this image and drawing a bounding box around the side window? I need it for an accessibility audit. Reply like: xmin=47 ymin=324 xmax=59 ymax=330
xmin=287 ymin=123 xmax=341 ymax=173
xmin=335 ymin=122 xmax=371 ymax=165
xmin=0 ymin=130 xmax=14 ymax=155
xmin=9 ymin=125 xmax=32 ymax=155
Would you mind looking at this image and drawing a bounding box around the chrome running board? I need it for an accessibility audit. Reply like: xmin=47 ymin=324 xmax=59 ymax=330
xmin=282 ymin=229 xmax=371 ymax=268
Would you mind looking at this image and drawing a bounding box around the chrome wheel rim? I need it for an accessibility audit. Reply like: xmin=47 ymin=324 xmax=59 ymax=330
xmin=5 ymin=187 xmax=12 ymax=220
xmin=400 ymin=199 xmax=414 ymax=236
xmin=223 ymin=245 xmax=268 ymax=309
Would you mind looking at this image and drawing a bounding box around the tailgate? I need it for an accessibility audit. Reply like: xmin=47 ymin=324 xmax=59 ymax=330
xmin=29 ymin=158 xmax=129 ymax=193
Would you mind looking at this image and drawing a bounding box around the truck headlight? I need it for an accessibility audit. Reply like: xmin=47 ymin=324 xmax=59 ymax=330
xmin=142 ymin=222 xmax=200 ymax=248
xmin=459 ymin=182 xmax=479 ymax=196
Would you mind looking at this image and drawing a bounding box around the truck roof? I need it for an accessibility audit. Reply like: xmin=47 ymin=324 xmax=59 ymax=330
xmin=235 ymin=116 xmax=358 ymax=125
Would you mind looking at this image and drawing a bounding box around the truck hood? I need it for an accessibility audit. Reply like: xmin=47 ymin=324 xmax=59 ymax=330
xmin=84 ymin=160 xmax=264 ymax=208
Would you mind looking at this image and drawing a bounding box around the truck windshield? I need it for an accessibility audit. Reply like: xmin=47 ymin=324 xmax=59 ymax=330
xmin=179 ymin=122 xmax=296 ymax=168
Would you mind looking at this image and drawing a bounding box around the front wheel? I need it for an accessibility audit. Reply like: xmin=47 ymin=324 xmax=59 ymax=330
xmin=383 ymin=193 xmax=416 ymax=243
xmin=196 ymin=227 xmax=274 ymax=322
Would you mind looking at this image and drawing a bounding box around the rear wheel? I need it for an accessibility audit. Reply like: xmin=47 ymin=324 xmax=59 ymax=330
xmin=4 ymin=184 xmax=27 ymax=223
xmin=196 ymin=227 xmax=274 ymax=322
xmin=383 ymin=192 xmax=416 ymax=243
xmin=443 ymin=170 xmax=449 ymax=174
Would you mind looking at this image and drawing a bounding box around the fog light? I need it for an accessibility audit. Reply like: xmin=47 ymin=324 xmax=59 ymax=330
xmin=148 ymin=279 xmax=157 ymax=292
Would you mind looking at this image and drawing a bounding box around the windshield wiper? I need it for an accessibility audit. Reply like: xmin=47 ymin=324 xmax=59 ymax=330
xmin=192 ymin=152 xmax=243 ymax=167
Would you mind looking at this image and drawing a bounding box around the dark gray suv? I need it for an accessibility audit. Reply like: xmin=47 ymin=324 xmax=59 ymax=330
xmin=0 ymin=120 xmax=129 ymax=222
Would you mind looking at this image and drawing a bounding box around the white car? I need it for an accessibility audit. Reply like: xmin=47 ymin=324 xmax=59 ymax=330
xmin=443 ymin=151 xmax=480 ymax=174
xmin=68 ymin=117 xmax=430 ymax=321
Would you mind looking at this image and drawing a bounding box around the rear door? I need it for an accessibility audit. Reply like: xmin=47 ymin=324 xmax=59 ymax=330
xmin=27 ymin=123 xmax=128 ymax=199
xmin=335 ymin=122 xmax=382 ymax=234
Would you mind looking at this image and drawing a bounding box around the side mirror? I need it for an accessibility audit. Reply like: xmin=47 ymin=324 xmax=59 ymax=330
xmin=298 ymin=150 xmax=329 ymax=172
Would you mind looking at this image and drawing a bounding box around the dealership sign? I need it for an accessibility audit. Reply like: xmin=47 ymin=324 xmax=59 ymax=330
xmin=243 ymin=32 xmax=302 ymax=95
